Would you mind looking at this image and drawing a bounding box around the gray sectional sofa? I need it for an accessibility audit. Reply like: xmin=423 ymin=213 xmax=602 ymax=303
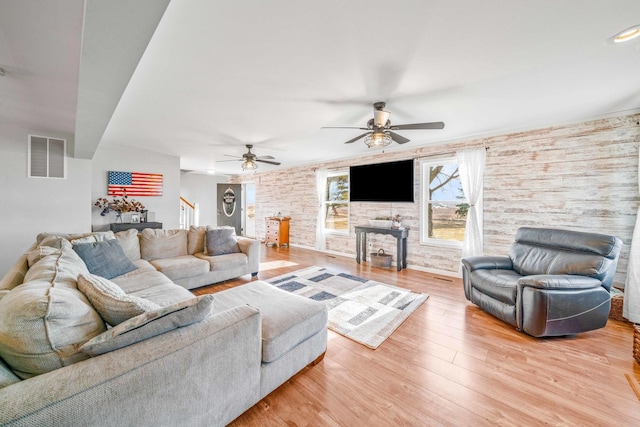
xmin=0 ymin=227 xmax=328 ymax=426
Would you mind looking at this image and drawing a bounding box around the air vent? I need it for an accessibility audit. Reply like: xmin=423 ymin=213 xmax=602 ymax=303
xmin=28 ymin=135 xmax=66 ymax=178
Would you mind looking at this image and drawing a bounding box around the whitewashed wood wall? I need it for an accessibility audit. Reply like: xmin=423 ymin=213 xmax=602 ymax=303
xmin=232 ymin=113 xmax=640 ymax=288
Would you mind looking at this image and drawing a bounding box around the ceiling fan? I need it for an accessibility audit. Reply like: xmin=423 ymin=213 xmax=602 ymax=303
xmin=323 ymin=102 xmax=444 ymax=148
xmin=221 ymin=144 xmax=281 ymax=171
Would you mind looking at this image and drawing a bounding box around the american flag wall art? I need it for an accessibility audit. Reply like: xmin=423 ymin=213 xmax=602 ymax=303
xmin=108 ymin=171 xmax=163 ymax=196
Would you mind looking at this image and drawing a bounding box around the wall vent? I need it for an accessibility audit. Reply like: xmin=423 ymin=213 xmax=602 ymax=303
xmin=28 ymin=135 xmax=66 ymax=178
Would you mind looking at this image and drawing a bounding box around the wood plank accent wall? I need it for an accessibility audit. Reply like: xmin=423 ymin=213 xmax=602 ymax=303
xmin=232 ymin=113 xmax=640 ymax=288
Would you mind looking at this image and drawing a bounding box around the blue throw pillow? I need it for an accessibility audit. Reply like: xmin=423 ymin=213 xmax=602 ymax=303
xmin=73 ymin=239 xmax=137 ymax=280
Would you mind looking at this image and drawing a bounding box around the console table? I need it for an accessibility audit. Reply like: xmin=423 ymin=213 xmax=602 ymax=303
xmin=109 ymin=222 xmax=162 ymax=232
xmin=354 ymin=225 xmax=409 ymax=271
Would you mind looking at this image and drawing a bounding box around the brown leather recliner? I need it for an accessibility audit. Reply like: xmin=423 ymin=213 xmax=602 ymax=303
xmin=461 ymin=227 xmax=623 ymax=337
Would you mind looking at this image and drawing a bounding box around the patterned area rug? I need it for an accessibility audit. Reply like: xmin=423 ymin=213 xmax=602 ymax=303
xmin=267 ymin=266 xmax=429 ymax=349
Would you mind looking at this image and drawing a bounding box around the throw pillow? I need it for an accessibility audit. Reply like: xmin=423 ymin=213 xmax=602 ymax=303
xmin=205 ymin=228 xmax=241 ymax=256
xmin=77 ymin=274 xmax=160 ymax=326
xmin=73 ymin=239 xmax=138 ymax=280
xmin=80 ymin=295 xmax=215 ymax=356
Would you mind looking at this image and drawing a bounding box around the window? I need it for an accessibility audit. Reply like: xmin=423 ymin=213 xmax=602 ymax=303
xmin=28 ymin=135 xmax=66 ymax=178
xmin=324 ymin=171 xmax=349 ymax=233
xmin=421 ymin=158 xmax=467 ymax=246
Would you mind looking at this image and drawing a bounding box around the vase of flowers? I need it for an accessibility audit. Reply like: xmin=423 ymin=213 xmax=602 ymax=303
xmin=95 ymin=193 xmax=146 ymax=223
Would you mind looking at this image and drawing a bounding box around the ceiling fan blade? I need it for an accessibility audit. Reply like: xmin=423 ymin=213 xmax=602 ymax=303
xmin=256 ymin=155 xmax=275 ymax=160
xmin=256 ymin=159 xmax=281 ymax=166
xmin=344 ymin=132 xmax=371 ymax=144
xmin=217 ymin=159 xmax=243 ymax=162
xmin=389 ymin=132 xmax=410 ymax=144
xmin=322 ymin=126 xmax=370 ymax=130
xmin=224 ymin=154 xmax=242 ymax=158
xmin=391 ymin=121 xmax=445 ymax=130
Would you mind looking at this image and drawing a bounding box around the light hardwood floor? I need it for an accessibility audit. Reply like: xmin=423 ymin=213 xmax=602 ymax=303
xmin=193 ymin=245 xmax=640 ymax=426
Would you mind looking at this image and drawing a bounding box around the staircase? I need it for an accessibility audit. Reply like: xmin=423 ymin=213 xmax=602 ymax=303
xmin=180 ymin=196 xmax=199 ymax=229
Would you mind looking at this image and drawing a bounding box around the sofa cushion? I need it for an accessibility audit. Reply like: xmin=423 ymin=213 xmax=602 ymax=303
xmin=77 ymin=274 xmax=160 ymax=326
xmin=187 ymin=225 xmax=208 ymax=255
xmin=112 ymin=271 xmax=195 ymax=307
xmin=0 ymin=357 xmax=21 ymax=389
xmin=195 ymin=252 xmax=248 ymax=271
xmin=140 ymin=229 xmax=188 ymax=261
xmin=0 ymin=280 xmax=106 ymax=379
xmin=115 ymin=229 xmax=141 ymax=261
xmin=206 ymin=228 xmax=241 ymax=256
xmin=23 ymin=242 xmax=89 ymax=288
xmin=212 ymin=281 xmax=328 ymax=363
xmin=80 ymin=295 xmax=215 ymax=356
xmin=115 ymin=259 xmax=157 ymax=278
xmin=69 ymin=231 xmax=116 ymax=245
xmin=470 ymin=269 xmax=521 ymax=305
xmin=149 ymin=255 xmax=210 ymax=281
xmin=73 ymin=239 xmax=138 ymax=280
xmin=0 ymin=251 xmax=30 ymax=292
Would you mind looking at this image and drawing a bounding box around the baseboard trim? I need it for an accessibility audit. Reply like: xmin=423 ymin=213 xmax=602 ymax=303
xmin=288 ymin=244 xmax=461 ymax=279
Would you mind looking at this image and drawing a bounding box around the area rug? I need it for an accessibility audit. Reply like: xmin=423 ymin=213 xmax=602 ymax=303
xmin=267 ymin=266 xmax=428 ymax=349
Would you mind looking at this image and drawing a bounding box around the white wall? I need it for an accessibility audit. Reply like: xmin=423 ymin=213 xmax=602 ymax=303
xmin=91 ymin=146 xmax=181 ymax=231
xmin=0 ymin=123 xmax=92 ymax=276
xmin=179 ymin=171 xmax=229 ymax=226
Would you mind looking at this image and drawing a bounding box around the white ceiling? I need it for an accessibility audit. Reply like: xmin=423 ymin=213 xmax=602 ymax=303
xmin=2 ymin=1 xmax=640 ymax=176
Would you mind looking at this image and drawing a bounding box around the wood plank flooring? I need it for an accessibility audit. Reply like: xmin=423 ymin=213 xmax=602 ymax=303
xmin=192 ymin=245 xmax=640 ymax=426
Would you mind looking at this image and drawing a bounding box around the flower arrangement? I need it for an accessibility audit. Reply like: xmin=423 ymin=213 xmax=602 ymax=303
xmin=94 ymin=193 xmax=146 ymax=216
xmin=374 ymin=214 xmax=402 ymax=222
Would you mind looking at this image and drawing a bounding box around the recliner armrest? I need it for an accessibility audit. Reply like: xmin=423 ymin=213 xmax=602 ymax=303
xmin=517 ymin=274 xmax=602 ymax=290
xmin=461 ymin=256 xmax=513 ymax=272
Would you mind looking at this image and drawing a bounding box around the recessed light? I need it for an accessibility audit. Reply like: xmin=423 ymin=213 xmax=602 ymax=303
xmin=206 ymin=169 xmax=216 ymax=175
xmin=608 ymin=25 xmax=640 ymax=44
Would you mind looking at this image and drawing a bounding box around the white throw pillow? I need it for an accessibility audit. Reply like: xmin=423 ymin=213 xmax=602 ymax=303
xmin=80 ymin=295 xmax=215 ymax=356
xmin=77 ymin=274 xmax=160 ymax=326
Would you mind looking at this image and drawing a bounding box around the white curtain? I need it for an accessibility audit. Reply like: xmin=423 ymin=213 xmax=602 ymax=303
xmin=457 ymin=148 xmax=486 ymax=259
xmin=315 ymin=168 xmax=328 ymax=251
xmin=623 ymin=148 xmax=640 ymax=323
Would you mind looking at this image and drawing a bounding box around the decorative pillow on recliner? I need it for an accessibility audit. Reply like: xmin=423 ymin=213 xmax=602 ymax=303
xmin=205 ymin=228 xmax=241 ymax=256
xmin=77 ymin=274 xmax=160 ymax=326
xmin=73 ymin=239 xmax=138 ymax=279
xmin=80 ymin=295 xmax=215 ymax=356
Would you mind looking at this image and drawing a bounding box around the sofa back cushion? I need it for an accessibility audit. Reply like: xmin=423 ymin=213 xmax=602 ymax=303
xmin=23 ymin=241 xmax=90 ymax=288
xmin=0 ymin=280 xmax=106 ymax=379
xmin=139 ymin=229 xmax=188 ymax=261
xmin=187 ymin=225 xmax=208 ymax=255
xmin=509 ymin=227 xmax=623 ymax=289
xmin=0 ymin=250 xmax=31 ymax=293
xmin=116 ymin=229 xmax=141 ymax=261
xmin=0 ymin=357 xmax=20 ymax=389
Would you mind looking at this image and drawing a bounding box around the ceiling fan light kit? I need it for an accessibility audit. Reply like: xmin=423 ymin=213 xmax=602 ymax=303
xmin=322 ymin=101 xmax=445 ymax=148
xmin=364 ymin=132 xmax=393 ymax=148
xmin=220 ymin=144 xmax=281 ymax=171
xmin=242 ymin=159 xmax=258 ymax=170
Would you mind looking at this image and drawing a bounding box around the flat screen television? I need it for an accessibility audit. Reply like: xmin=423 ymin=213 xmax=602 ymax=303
xmin=349 ymin=159 xmax=415 ymax=203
